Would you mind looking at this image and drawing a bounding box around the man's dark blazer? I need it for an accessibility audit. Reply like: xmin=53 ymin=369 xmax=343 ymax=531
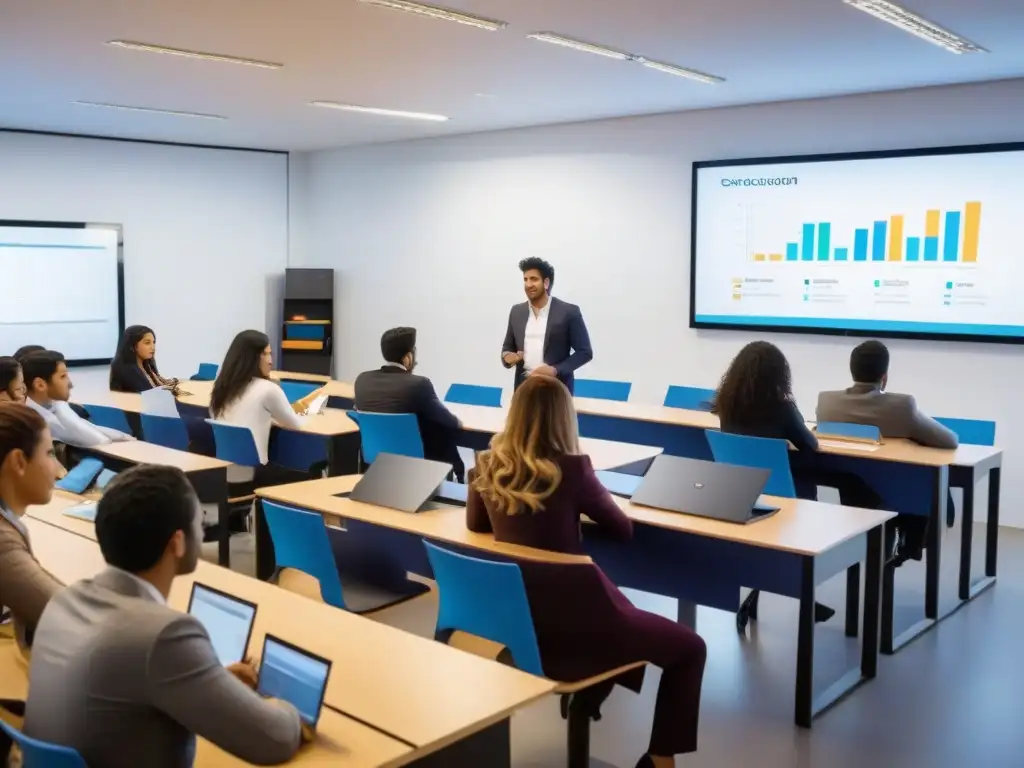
xmin=353 ymin=366 xmax=465 ymax=481
xmin=501 ymin=296 xmax=593 ymax=394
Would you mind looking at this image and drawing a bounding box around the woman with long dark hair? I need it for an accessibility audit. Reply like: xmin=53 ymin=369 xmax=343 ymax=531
xmin=713 ymin=341 xmax=880 ymax=628
xmin=109 ymin=325 xmax=179 ymax=393
xmin=0 ymin=357 xmax=26 ymax=404
xmin=470 ymin=376 xmax=707 ymax=768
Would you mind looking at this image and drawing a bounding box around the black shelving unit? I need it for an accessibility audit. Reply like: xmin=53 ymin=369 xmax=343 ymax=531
xmin=280 ymin=268 xmax=334 ymax=376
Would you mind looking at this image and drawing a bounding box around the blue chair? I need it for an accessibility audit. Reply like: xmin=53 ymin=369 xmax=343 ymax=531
xmin=207 ymin=421 xmax=262 ymax=467
xmin=664 ymin=385 xmax=716 ymax=411
xmin=263 ymin=501 xmax=427 ymax=613
xmin=573 ymin=379 xmax=632 ymax=402
xmin=190 ymin=362 xmax=219 ymax=381
xmin=444 ymin=383 xmax=502 ymax=408
xmin=81 ymin=404 xmax=133 ymax=434
xmin=424 ymin=541 xmax=645 ymax=768
xmin=356 ymin=412 xmax=424 ymax=465
xmin=141 ymin=414 xmax=190 ymax=452
xmin=935 ymin=417 xmax=996 ymax=446
xmin=0 ymin=718 xmax=86 ymax=768
xmin=704 ymin=430 xmax=796 ymax=497
xmin=280 ymin=381 xmax=320 ymax=404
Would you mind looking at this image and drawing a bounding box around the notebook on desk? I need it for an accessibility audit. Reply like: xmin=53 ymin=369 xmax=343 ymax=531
xmin=257 ymin=635 xmax=332 ymax=727
xmin=342 ymin=453 xmax=454 ymax=513
xmin=187 ymin=583 xmax=257 ymax=666
xmin=63 ymin=501 xmax=98 ymax=522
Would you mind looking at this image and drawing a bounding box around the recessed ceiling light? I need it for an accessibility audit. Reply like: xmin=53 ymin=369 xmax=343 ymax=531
xmin=638 ymin=59 xmax=725 ymax=84
xmin=843 ymin=0 xmax=987 ymax=54
xmin=526 ymin=33 xmax=631 ymax=60
xmin=310 ymin=101 xmax=449 ymax=122
xmin=107 ymin=40 xmax=283 ymax=68
xmin=73 ymin=101 xmax=226 ymax=120
xmin=357 ymin=0 xmax=507 ymax=31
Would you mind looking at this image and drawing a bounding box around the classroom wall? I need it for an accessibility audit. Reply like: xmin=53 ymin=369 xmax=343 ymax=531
xmin=0 ymin=131 xmax=289 ymax=376
xmin=296 ymin=77 xmax=1024 ymax=526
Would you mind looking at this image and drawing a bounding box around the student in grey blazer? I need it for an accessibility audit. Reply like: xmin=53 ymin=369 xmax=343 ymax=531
xmin=24 ymin=465 xmax=306 ymax=768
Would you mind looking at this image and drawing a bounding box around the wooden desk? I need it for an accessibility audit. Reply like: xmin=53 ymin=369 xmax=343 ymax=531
xmin=23 ymin=517 xmax=554 ymax=765
xmin=259 ymin=476 xmax=892 ymax=728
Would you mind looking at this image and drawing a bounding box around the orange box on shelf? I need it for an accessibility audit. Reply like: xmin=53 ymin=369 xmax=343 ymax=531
xmin=281 ymin=340 xmax=324 ymax=351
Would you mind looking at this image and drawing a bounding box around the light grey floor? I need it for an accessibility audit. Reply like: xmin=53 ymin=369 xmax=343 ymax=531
xmin=206 ymin=512 xmax=1024 ymax=767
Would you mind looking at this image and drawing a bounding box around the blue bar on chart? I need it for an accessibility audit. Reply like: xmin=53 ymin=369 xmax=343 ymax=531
xmin=801 ymin=223 xmax=815 ymax=261
xmin=924 ymin=236 xmax=939 ymax=262
xmin=944 ymin=211 xmax=961 ymax=262
xmin=854 ymin=228 xmax=869 ymax=261
xmin=786 ymin=242 xmax=799 ymax=261
xmin=906 ymin=237 xmax=920 ymax=262
xmin=817 ymin=222 xmax=831 ymax=261
xmin=834 ymin=247 xmax=849 ymax=261
xmin=872 ymin=221 xmax=887 ymax=261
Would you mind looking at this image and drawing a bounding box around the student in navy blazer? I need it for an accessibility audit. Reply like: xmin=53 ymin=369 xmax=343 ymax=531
xmin=501 ymin=258 xmax=592 ymax=395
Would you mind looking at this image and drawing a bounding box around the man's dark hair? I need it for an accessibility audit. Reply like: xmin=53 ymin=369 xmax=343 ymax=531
xmin=13 ymin=345 xmax=45 ymax=364
xmin=21 ymin=351 xmax=63 ymax=391
xmin=380 ymin=327 xmax=417 ymax=365
xmin=519 ymin=257 xmax=554 ymax=291
xmin=850 ymin=340 xmax=890 ymax=384
xmin=95 ymin=465 xmax=198 ymax=573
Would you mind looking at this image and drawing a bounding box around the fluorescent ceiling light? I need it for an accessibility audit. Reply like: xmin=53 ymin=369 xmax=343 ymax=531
xmin=73 ymin=101 xmax=226 ymax=120
xmin=843 ymin=0 xmax=987 ymax=54
xmin=357 ymin=0 xmax=507 ymax=31
xmin=107 ymin=40 xmax=283 ymax=68
xmin=310 ymin=101 xmax=449 ymax=122
xmin=526 ymin=33 xmax=631 ymax=61
xmin=638 ymin=59 xmax=725 ymax=84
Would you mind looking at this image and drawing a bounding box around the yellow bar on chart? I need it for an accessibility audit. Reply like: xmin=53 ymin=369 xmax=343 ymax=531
xmin=962 ymin=202 xmax=982 ymax=262
xmin=769 ymin=253 xmax=783 ymax=261
xmin=925 ymin=209 xmax=941 ymax=238
xmin=888 ymin=215 xmax=904 ymax=261
xmin=753 ymin=253 xmax=766 ymax=261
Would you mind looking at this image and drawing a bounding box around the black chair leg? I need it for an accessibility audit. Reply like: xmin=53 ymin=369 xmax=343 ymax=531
xmin=737 ymin=589 xmax=760 ymax=633
xmin=566 ymin=699 xmax=591 ymax=768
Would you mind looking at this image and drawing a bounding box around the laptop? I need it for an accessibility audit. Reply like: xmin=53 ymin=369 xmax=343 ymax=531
xmin=187 ymin=583 xmax=258 ymax=666
xmin=63 ymin=500 xmax=98 ymax=522
xmin=55 ymin=458 xmax=106 ymax=494
xmin=257 ymin=634 xmax=332 ymax=727
xmin=344 ymin=453 xmax=454 ymax=513
xmin=630 ymin=455 xmax=780 ymax=525
xmin=595 ymin=470 xmax=643 ymax=498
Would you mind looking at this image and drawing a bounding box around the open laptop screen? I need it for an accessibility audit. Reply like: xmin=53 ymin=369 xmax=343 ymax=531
xmin=257 ymin=635 xmax=332 ymax=726
xmin=187 ymin=583 xmax=257 ymax=666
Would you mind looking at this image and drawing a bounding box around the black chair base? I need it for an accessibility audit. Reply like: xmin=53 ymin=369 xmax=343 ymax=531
xmin=737 ymin=589 xmax=760 ymax=633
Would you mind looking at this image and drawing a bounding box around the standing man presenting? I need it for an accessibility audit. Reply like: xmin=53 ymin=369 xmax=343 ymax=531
xmin=501 ymin=258 xmax=592 ymax=395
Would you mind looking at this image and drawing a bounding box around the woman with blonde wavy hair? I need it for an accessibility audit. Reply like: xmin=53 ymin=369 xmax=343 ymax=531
xmin=467 ymin=376 xmax=707 ymax=768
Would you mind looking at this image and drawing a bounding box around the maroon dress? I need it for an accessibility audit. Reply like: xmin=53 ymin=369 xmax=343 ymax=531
xmin=467 ymin=454 xmax=707 ymax=756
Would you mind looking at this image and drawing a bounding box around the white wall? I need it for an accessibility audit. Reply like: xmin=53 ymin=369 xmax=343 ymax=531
xmin=0 ymin=132 xmax=289 ymax=376
xmin=298 ymin=78 xmax=1024 ymax=526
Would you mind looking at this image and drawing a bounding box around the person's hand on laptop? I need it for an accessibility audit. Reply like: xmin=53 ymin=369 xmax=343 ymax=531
xmin=226 ymin=659 xmax=258 ymax=689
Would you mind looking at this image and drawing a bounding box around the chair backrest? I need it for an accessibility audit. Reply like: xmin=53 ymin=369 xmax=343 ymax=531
xmin=815 ymin=421 xmax=882 ymax=443
xmin=444 ymin=383 xmax=502 ymax=408
xmin=140 ymin=414 xmax=191 ymax=452
xmin=573 ymin=379 xmax=632 ymax=402
xmin=280 ymin=381 xmax=320 ymax=404
xmin=0 ymin=719 xmax=87 ymax=768
xmin=664 ymin=385 xmax=716 ymax=412
xmin=82 ymin=404 xmax=132 ymax=434
xmin=141 ymin=387 xmax=180 ymax=418
xmin=424 ymin=541 xmax=544 ymax=676
xmin=935 ymin=417 xmax=996 ymax=446
xmin=261 ymin=501 xmax=346 ymax=609
xmin=356 ymin=412 xmax=424 ymax=464
xmin=704 ymin=430 xmax=796 ymax=498
xmin=206 ymin=420 xmax=262 ymax=467
xmin=191 ymin=362 xmax=219 ymax=381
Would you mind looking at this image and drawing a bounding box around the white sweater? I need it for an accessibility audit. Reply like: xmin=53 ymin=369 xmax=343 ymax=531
xmin=214 ymin=378 xmax=304 ymax=464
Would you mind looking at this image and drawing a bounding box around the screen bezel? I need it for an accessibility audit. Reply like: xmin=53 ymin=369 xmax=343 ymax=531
xmin=257 ymin=633 xmax=333 ymax=727
xmin=186 ymin=582 xmax=259 ymax=665
xmin=689 ymin=140 xmax=1024 ymax=345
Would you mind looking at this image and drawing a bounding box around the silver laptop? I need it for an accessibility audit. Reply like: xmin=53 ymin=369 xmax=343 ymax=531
xmin=346 ymin=453 xmax=454 ymax=513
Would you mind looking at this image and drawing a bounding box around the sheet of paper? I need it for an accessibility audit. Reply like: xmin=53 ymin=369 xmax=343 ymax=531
xmin=818 ymin=439 xmax=882 ymax=452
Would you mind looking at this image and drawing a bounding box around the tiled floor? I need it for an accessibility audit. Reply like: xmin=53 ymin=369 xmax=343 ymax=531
xmin=207 ymin=514 xmax=1024 ymax=767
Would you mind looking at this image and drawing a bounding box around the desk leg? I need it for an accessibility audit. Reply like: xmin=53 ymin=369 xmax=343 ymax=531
xmin=861 ymin=525 xmax=882 ymax=680
xmin=986 ymin=467 xmax=1001 ymax=579
xmin=794 ymin=556 xmax=815 ymax=729
xmin=845 ymin=563 xmax=860 ymax=638
xmin=958 ymin=480 xmax=975 ymax=601
xmin=254 ymin=500 xmax=275 ymax=581
xmin=677 ymin=598 xmax=697 ymax=629
xmin=925 ymin=467 xmax=948 ymax=621
xmin=405 ymin=718 xmax=510 ymax=767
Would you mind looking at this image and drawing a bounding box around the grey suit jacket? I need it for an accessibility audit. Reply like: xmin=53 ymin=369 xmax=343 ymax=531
xmin=816 ymin=383 xmax=959 ymax=450
xmin=24 ymin=568 xmax=302 ymax=767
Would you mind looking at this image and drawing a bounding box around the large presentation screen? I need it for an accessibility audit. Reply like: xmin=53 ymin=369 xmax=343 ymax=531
xmin=0 ymin=223 xmax=121 ymax=363
xmin=691 ymin=143 xmax=1024 ymax=343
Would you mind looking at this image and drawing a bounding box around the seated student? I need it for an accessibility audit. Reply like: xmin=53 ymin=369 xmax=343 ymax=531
xmin=354 ymin=327 xmax=465 ymax=482
xmin=0 ymin=403 xmax=64 ymax=651
xmin=713 ymin=341 xmax=881 ymax=623
xmin=22 ymin=351 xmax=134 ymax=448
xmin=109 ymin=325 xmax=180 ymax=393
xmin=209 ymin=330 xmax=323 ymax=485
xmin=14 ymin=346 xmax=90 ymax=421
xmin=0 ymin=357 xmax=26 ymax=404
xmin=468 ymin=376 xmax=706 ymax=768
xmin=24 ymin=464 xmax=306 ymax=767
